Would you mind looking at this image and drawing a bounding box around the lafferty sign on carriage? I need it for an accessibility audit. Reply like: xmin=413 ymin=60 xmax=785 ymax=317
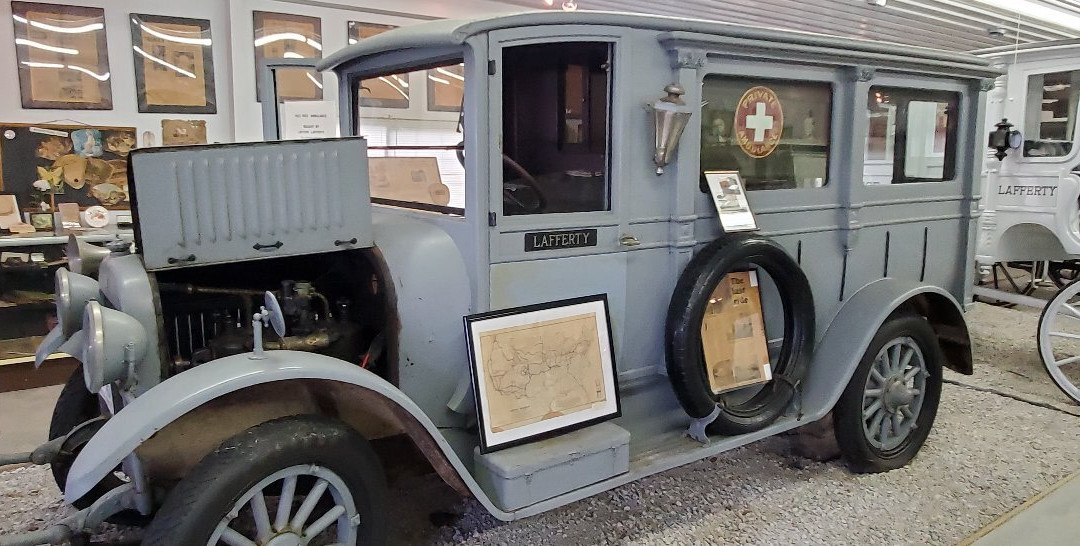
xmin=997 ymin=184 xmax=1058 ymax=197
xmin=734 ymin=86 xmax=784 ymax=158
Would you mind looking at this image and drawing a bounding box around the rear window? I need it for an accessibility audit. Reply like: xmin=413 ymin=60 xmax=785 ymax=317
xmin=864 ymin=87 xmax=959 ymax=184
xmin=700 ymin=76 xmax=832 ymax=191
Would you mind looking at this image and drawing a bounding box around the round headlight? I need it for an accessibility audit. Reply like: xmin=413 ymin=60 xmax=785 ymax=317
xmin=56 ymin=268 xmax=100 ymax=338
xmin=82 ymin=301 xmax=148 ymax=392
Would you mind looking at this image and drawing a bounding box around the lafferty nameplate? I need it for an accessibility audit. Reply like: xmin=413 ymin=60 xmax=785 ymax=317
xmin=524 ymin=229 xmax=598 ymax=252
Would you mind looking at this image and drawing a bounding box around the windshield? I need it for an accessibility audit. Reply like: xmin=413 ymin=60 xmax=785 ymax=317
xmin=353 ymin=60 xmax=466 ymax=215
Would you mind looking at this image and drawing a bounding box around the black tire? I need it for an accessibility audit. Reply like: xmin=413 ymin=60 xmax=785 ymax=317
xmin=143 ymin=415 xmax=388 ymax=546
xmin=834 ymin=313 xmax=943 ymax=473
xmin=48 ymin=366 xmax=124 ymax=508
xmin=665 ymin=232 xmax=815 ymax=435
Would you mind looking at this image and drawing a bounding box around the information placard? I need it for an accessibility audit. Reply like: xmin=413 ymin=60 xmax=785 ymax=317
xmin=704 ymin=170 xmax=758 ymax=232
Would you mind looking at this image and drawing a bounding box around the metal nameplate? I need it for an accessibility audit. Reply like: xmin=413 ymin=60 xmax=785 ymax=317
xmin=524 ymin=229 xmax=598 ymax=251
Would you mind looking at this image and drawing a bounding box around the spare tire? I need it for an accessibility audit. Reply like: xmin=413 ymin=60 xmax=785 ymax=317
xmin=665 ymin=232 xmax=815 ymax=435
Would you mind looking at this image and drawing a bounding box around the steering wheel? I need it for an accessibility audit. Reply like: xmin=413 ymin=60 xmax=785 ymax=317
xmin=455 ymin=141 xmax=546 ymax=214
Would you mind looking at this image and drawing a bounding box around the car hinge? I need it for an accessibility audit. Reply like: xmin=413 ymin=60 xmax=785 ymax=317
xmin=488 ymin=60 xmax=496 ymax=75
xmin=488 ymin=212 xmax=497 ymax=226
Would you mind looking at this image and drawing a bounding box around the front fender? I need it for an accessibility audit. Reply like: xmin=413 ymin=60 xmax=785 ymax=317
xmin=802 ymin=278 xmax=971 ymax=422
xmin=64 ymin=351 xmax=509 ymax=518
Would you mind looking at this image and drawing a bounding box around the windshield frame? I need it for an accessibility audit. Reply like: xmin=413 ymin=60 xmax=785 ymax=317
xmin=343 ymin=49 xmax=469 ymax=217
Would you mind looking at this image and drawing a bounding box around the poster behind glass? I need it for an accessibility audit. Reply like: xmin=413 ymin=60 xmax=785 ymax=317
xmin=348 ymin=22 xmax=408 ymax=108
xmin=11 ymin=2 xmax=112 ymax=109
xmin=428 ymin=64 xmax=464 ymax=112
xmin=130 ymin=14 xmax=216 ymax=114
xmin=253 ymin=11 xmax=323 ymax=101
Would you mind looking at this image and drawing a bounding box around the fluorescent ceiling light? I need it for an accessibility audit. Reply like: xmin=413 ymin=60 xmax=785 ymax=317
xmin=15 ymin=38 xmax=78 ymax=55
xmin=134 ymin=21 xmax=210 ymax=46
xmin=133 ymin=45 xmax=196 ymax=78
xmin=428 ymin=74 xmax=450 ymax=85
xmin=306 ymin=72 xmax=323 ymax=89
xmin=378 ymin=76 xmax=408 ymax=98
xmin=254 ymin=33 xmax=322 ymax=51
xmin=12 ymin=14 xmax=103 ymax=34
xmin=66 ymin=64 xmax=110 ymax=81
xmin=436 ymin=67 xmax=464 ymax=81
xmin=20 ymin=60 xmax=109 ymax=80
xmin=969 ymin=0 xmax=1080 ymax=31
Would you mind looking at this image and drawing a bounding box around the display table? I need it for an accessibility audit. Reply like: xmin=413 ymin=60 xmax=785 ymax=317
xmin=0 ymin=228 xmax=133 ymax=389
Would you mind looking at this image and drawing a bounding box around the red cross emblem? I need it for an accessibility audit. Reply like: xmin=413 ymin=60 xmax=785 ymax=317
xmin=734 ymin=86 xmax=784 ymax=159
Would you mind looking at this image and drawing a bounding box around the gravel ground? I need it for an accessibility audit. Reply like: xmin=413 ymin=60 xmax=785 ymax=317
xmin=3 ymin=302 xmax=1079 ymax=545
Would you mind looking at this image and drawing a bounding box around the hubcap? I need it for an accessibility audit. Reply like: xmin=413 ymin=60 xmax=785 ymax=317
xmin=208 ymin=465 xmax=359 ymax=546
xmin=861 ymin=337 xmax=927 ymax=451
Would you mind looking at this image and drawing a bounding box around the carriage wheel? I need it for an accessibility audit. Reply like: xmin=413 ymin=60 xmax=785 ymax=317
xmin=1048 ymin=260 xmax=1080 ymax=289
xmin=1037 ymin=279 xmax=1080 ymax=404
xmin=975 ymin=261 xmax=1038 ymax=307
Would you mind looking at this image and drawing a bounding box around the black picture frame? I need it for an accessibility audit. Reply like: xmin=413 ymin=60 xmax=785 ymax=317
xmin=11 ymin=2 xmax=112 ymax=110
xmin=464 ymin=293 xmax=621 ymax=453
xmin=130 ymin=14 xmax=216 ymax=114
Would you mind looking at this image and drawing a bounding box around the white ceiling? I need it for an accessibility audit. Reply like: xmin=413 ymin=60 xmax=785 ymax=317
xmin=491 ymin=0 xmax=1080 ymax=51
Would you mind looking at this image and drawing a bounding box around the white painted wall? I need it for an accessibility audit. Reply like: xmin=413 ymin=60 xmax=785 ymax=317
xmin=0 ymin=0 xmax=518 ymax=145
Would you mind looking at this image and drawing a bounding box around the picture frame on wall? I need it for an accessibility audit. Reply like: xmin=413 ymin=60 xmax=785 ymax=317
xmin=428 ymin=63 xmax=464 ymax=112
xmin=347 ymin=21 xmax=408 ymax=109
xmin=464 ymin=294 xmax=621 ymax=453
xmin=10 ymin=2 xmax=112 ymax=110
xmin=253 ymin=11 xmax=323 ymax=102
xmin=130 ymin=14 xmax=216 ymax=114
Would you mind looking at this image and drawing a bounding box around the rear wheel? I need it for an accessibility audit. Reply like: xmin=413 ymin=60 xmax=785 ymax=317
xmin=143 ymin=415 xmax=388 ymax=546
xmin=834 ymin=314 xmax=942 ymax=473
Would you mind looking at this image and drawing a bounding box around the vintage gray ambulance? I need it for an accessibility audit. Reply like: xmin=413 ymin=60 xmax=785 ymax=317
xmin=1 ymin=11 xmax=997 ymax=546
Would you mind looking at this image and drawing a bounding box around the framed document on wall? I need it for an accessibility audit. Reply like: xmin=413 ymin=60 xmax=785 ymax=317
xmin=130 ymin=14 xmax=216 ymax=114
xmin=347 ymin=21 xmax=408 ymax=109
xmin=10 ymin=2 xmax=112 ymax=109
xmin=253 ymin=11 xmax=323 ymax=102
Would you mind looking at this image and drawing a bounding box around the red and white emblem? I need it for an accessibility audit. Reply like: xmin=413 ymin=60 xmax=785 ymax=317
xmin=734 ymin=86 xmax=784 ymax=159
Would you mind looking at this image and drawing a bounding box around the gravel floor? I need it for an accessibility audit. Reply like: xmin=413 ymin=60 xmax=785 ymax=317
xmin=2 ymin=302 xmax=1079 ymax=545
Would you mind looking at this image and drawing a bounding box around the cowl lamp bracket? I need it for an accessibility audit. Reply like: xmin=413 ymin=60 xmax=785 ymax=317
xmin=647 ymin=83 xmax=693 ymax=175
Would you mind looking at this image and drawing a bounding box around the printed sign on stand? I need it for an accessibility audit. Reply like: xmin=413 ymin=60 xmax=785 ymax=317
xmin=704 ymin=170 xmax=757 ymax=232
xmin=280 ymin=101 xmax=339 ymax=140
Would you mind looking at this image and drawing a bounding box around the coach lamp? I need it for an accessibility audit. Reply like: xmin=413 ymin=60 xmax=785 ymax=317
xmin=648 ymin=83 xmax=693 ymax=175
xmin=988 ymin=118 xmax=1022 ymax=161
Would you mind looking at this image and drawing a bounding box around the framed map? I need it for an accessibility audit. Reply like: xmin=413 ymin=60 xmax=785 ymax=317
xmin=465 ymin=294 xmax=620 ymax=453
xmin=347 ymin=21 xmax=408 ymax=109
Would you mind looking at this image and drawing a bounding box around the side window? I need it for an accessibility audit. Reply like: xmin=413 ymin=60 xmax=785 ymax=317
xmin=700 ymin=77 xmax=832 ymax=191
xmin=501 ymin=42 xmax=612 ymax=215
xmin=1023 ymin=70 xmax=1080 ymax=157
xmin=864 ymin=87 xmax=958 ymax=184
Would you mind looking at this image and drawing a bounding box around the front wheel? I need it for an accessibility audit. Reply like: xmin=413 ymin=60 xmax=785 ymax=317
xmin=143 ymin=415 xmax=388 ymax=546
xmin=833 ymin=313 xmax=943 ymax=473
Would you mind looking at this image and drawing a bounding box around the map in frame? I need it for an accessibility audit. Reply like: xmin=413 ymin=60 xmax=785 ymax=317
xmin=466 ymin=295 xmax=620 ymax=452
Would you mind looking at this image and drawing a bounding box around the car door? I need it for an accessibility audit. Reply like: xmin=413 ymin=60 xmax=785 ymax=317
xmin=485 ymin=29 xmax=645 ymax=375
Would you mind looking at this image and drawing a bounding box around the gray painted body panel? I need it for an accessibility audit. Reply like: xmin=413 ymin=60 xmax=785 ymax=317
xmin=62 ymin=12 xmax=990 ymax=522
xmin=131 ymin=139 xmax=373 ymax=271
xmin=319 ymin=11 xmax=996 ymax=77
xmin=370 ymin=213 xmax=472 ymax=429
xmin=97 ymin=254 xmax=162 ymax=395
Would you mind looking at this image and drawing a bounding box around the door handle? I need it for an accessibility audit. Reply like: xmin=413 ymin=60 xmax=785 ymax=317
xmin=619 ymin=234 xmax=641 ymax=247
xmin=335 ymin=237 xmax=358 ymax=246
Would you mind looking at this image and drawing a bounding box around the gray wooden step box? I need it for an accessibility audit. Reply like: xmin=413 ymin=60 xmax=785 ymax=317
xmin=473 ymin=422 xmax=630 ymax=511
